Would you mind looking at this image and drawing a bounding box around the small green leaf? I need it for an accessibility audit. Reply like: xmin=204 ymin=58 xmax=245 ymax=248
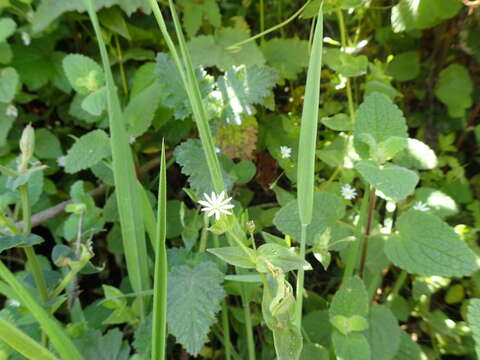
xmin=0 ymin=67 xmax=19 ymax=103
xmin=0 ymin=234 xmax=44 ymax=253
xmin=324 ymin=49 xmax=368 ymax=77
xmin=332 ymin=331 xmax=371 ymax=360
xmin=385 ymin=210 xmax=478 ymax=277
xmin=178 ymin=0 xmax=220 ymax=38
xmin=74 ymin=328 xmax=130 ymax=360
xmin=207 ymin=246 xmax=256 ymax=269
xmin=330 ymin=276 xmax=369 ymax=318
xmin=261 ymin=38 xmax=310 ymax=81
xmin=331 ymin=315 xmax=369 ymax=335
xmin=387 ymin=51 xmax=420 ymax=81
xmin=63 ymin=54 xmax=105 ymax=94
xmin=0 ymin=18 xmax=16 ymax=42
xmin=34 ymin=129 xmax=63 ymax=159
xmin=81 ymin=86 xmax=107 ymax=116
xmin=64 ymin=130 xmax=111 ymax=174
xmin=355 ymin=160 xmax=419 ymax=201
xmin=256 ymin=243 xmax=307 ymax=273
xmin=125 ymin=83 xmax=162 ymax=137
xmin=321 ymin=113 xmax=353 ymax=131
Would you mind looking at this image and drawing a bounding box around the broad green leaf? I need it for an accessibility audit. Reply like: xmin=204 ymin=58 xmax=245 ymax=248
xmin=273 ymin=192 xmax=345 ymax=245
xmin=303 ymin=310 xmax=332 ymax=346
xmin=74 ymin=328 xmax=130 ymax=360
xmin=393 ymin=138 xmax=438 ymax=170
xmin=392 ymin=331 xmax=424 ymax=360
xmin=256 ymin=243 xmax=307 ymax=273
xmin=188 ymin=27 xmax=265 ymax=70
xmin=0 ymin=67 xmax=18 ymax=103
xmin=355 ymin=160 xmax=419 ymax=201
xmin=125 ymin=83 xmax=162 ymax=137
xmin=385 ymin=210 xmax=478 ymax=277
xmin=387 ymin=51 xmax=420 ymax=81
xmin=167 ymin=262 xmax=225 ymax=356
xmin=0 ymin=234 xmax=44 ymax=253
xmin=98 ymin=7 xmax=131 ymax=40
xmin=174 ymin=139 xmax=234 ymax=194
xmin=64 ymin=130 xmax=111 ymax=174
xmin=261 ymin=38 xmax=310 ymax=80
xmin=207 ymin=246 xmax=256 ymax=269
xmin=63 ymin=54 xmax=105 ymax=94
xmin=178 ymin=0 xmax=220 ymax=38
xmin=321 ymin=113 xmax=353 ymax=131
xmin=81 ymin=86 xmax=107 ymax=116
xmin=300 ymin=343 xmax=329 ymax=360
xmin=354 ymin=92 xmax=408 ymax=160
xmin=34 ymin=128 xmax=63 ymax=159
xmin=414 ymin=187 xmax=458 ymax=218
xmin=364 ymin=305 xmax=401 ymax=360
xmin=217 ymin=65 xmax=278 ymax=124
xmin=0 ymin=18 xmax=15 ymax=42
xmin=330 ymin=276 xmax=369 ymax=318
xmin=434 ymin=63 xmax=473 ymax=118
xmin=323 ymin=48 xmax=368 ymax=77
xmin=332 ymin=331 xmax=371 ymax=360
xmin=467 ymin=299 xmax=480 ymax=359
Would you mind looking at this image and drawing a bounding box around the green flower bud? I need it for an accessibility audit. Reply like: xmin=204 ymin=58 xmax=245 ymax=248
xmin=19 ymin=123 xmax=35 ymax=171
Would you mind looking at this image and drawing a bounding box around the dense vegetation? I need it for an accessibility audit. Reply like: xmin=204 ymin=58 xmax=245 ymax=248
xmin=1 ymin=0 xmax=480 ymax=359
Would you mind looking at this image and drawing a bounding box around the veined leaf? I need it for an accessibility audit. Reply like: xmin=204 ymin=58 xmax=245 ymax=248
xmin=261 ymin=38 xmax=310 ymax=81
xmin=64 ymin=130 xmax=111 ymax=174
xmin=385 ymin=210 xmax=478 ymax=277
xmin=256 ymin=243 xmax=308 ymax=273
xmin=364 ymin=305 xmax=401 ymax=360
xmin=0 ymin=234 xmax=44 ymax=253
xmin=63 ymin=54 xmax=105 ymax=95
xmin=332 ymin=331 xmax=371 ymax=360
xmin=329 ymin=276 xmax=369 ymax=319
xmin=207 ymin=246 xmax=256 ymax=269
xmin=74 ymin=328 xmax=130 ymax=360
xmin=167 ymin=262 xmax=225 ymax=356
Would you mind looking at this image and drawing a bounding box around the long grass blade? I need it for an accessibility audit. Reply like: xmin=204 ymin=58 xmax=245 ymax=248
xmin=83 ymin=0 xmax=151 ymax=317
xmin=0 ymin=318 xmax=60 ymax=360
xmin=151 ymin=141 xmax=168 ymax=360
xmin=0 ymin=261 xmax=83 ymax=360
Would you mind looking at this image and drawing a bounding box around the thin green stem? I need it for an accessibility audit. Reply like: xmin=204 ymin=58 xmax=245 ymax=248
xmin=114 ymin=35 xmax=129 ymax=95
xmin=295 ymin=224 xmax=308 ymax=327
xmin=259 ymin=0 xmax=265 ymax=41
xmin=241 ymin=287 xmax=256 ymax=360
xmin=359 ymin=190 xmax=377 ymax=279
xmin=389 ymin=271 xmax=408 ymax=299
xmin=198 ymin=214 xmax=209 ymax=252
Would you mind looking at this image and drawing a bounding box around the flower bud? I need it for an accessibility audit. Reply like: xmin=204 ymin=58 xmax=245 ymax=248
xmin=19 ymin=123 xmax=35 ymax=170
xmin=246 ymin=220 xmax=255 ymax=234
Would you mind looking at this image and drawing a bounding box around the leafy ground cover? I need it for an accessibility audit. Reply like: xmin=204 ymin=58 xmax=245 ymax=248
xmin=1 ymin=0 xmax=480 ymax=359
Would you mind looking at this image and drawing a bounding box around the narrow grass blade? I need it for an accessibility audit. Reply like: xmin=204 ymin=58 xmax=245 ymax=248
xmin=297 ymin=4 xmax=324 ymax=226
xmin=0 ymin=261 xmax=83 ymax=360
xmin=0 ymin=318 xmax=60 ymax=360
xmin=152 ymin=141 xmax=168 ymax=360
xmin=83 ymin=0 xmax=151 ymax=316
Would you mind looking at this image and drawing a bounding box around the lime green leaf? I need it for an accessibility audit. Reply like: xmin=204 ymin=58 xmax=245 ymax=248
xmin=355 ymin=160 xmax=419 ymax=201
xmin=207 ymin=247 xmax=256 ymax=269
xmin=125 ymin=83 xmax=162 ymax=137
xmin=364 ymin=305 xmax=401 ymax=360
xmin=321 ymin=113 xmax=353 ymax=131
xmin=354 ymin=92 xmax=408 ymax=160
xmin=261 ymin=38 xmax=310 ymax=80
xmin=34 ymin=128 xmax=62 ymax=159
xmin=174 ymin=139 xmax=234 ymax=194
xmin=467 ymin=299 xmax=480 ymax=359
xmin=0 ymin=234 xmax=44 ymax=253
xmin=0 ymin=18 xmax=15 ymax=43
xmin=330 ymin=276 xmax=369 ymax=318
xmin=387 ymin=51 xmax=420 ymax=81
xmin=75 ymin=328 xmax=130 ymax=360
xmin=332 ymin=331 xmax=371 ymax=360
xmin=64 ymin=130 xmax=111 ymax=174
xmin=393 ymin=138 xmax=438 ymax=170
xmin=273 ymin=192 xmax=345 ymax=245
xmin=434 ymin=63 xmax=473 ymax=118
xmin=178 ymin=0 xmax=220 ymax=38
xmin=385 ymin=210 xmax=478 ymax=277
xmin=217 ymin=65 xmax=278 ymax=124
xmin=324 ymin=48 xmax=368 ymax=77
xmin=331 ymin=315 xmax=369 ymax=335
xmin=167 ymin=262 xmax=225 ymax=356
xmin=392 ymin=331 xmax=424 ymax=360
xmin=63 ymin=54 xmax=105 ymax=95
xmin=256 ymin=243 xmax=307 ymax=273
xmin=81 ymin=86 xmax=107 ymax=116
xmin=0 ymin=67 xmax=19 ymax=103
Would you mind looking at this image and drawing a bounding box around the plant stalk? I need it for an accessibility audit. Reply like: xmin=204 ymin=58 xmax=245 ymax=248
xmin=295 ymin=224 xmax=308 ymax=327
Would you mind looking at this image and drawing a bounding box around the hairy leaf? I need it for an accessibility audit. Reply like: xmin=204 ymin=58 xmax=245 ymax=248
xmin=64 ymin=130 xmax=111 ymax=174
xmin=63 ymin=54 xmax=105 ymax=95
xmin=330 ymin=276 xmax=369 ymax=319
xmin=74 ymin=329 xmax=130 ymax=360
xmin=261 ymin=38 xmax=309 ymax=80
xmin=364 ymin=305 xmax=401 ymax=360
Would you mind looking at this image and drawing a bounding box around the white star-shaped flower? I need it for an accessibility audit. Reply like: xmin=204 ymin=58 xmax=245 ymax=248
xmin=6 ymin=104 xmax=18 ymax=118
xmin=280 ymin=146 xmax=292 ymax=159
xmin=57 ymin=155 xmax=66 ymax=167
xmin=198 ymin=191 xmax=235 ymax=220
xmin=413 ymin=201 xmax=429 ymax=212
xmin=21 ymin=32 xmax=31 ymax=46
xmin=341 ymin=184 xmax=357 ymax=200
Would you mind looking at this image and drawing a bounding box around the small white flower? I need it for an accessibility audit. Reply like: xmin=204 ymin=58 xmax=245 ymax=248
xmin=57 ymin=155 xmax=66 ymax=167
xmin=198 ymin=191 xmax=235 ymax=221
xmin=6 ymin=104 xmax=18 ymax=118
xmin=280 ymin=146 xmax=292 ymax=159
xmin=21 ymin=32 xmax=31 ymax=46
xmin=413 ymin=201 xmax=429 ymax=212
xmin=341 ymin=184 xmax=357 ymax=200
xmin=129 ymin=136 xmax=136 ymax=144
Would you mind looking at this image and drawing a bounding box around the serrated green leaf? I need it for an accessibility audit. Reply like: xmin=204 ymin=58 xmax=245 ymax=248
xmin=256 ymin=243 xmax=307 ymax=273
xmin=81 ymin=86 xmax=107 ymax=116
xmin=387 ymin=51 xmax=420 ymax=81
xmin=174 ymin=139 xmax=234 ymax=194
xmin=364 ymin=305 xmax=401 ymax=360
xmin=467 ymin=299 xmax=480 ymax=358
xmin=0 ymin=67 xmax=18 ymax=103
xmin=125 ymin=83 xmax=162 ymax=137
xmin=385 ymin=210 xmax=478 ymax=277
xmin=332 ymin=331 xmax=371 ymax=360
xmin=0 ymin=234 xmax=44 ymax=253
xmin=0 ymin=18 xmax=15 ymax=42
xmin=273 ymin=192 xmax=345 ymax=244
xmin=207 ymin=246 xmax=256 ymax=269
xmin=34 ymin=128 xmax=62 ymax=159
xmin=354 ymin=92 xmax=408 ymax=160
xmin=434 ymin=63 xmax=473 ymax=118
xmin=330 ymin=276 xmax=369 ymax=319
xmin=63 ymin=54 xmax=105 ymax=94
xmin=74 ymin=328 xmax=130 ymax=360
xmin=261 ymin=38 xmax=310 ymax=80
xmin=64 ymin=130 xmax=111 ymax=174
xmin=393 ymin=138 xmax=438 ymax=170
xmin=167 ymin=262 xmax=225 ymax=356
xmin=217 ymin=65 xmax=278 ymax=124
xmin=355 ymin=160 xmax=419 ymax=201
xmin=324 ymin=48 xmax=368 ymax=77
